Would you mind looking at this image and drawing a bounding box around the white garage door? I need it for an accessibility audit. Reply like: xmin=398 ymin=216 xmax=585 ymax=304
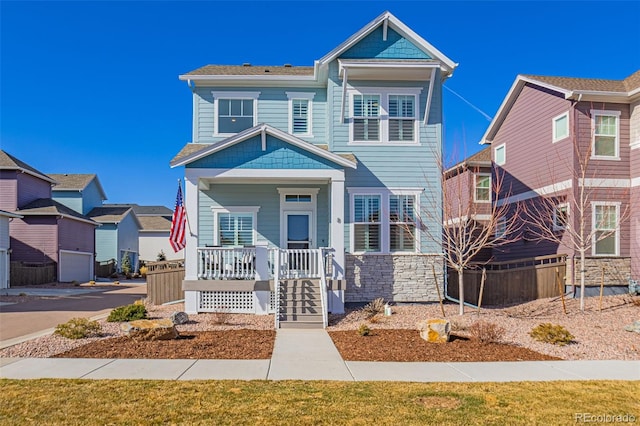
xmin=59 ymin=251 xmax=93 ymax=283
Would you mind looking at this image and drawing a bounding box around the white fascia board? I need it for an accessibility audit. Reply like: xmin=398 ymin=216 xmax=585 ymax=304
xmin=186 ymin=167 xmax=345 ymax=182
xmin=579 ymin=178 xmax=631 ymax=188
xmin=171 ymin=124 xmax=356 ymax=169
xmin=496 ymin=179 xmax=573 ymax=206
xmin=480 ymin=75 xmax=570 ymax=145
xmin=0 ymin=211 xmax=22 ymax=218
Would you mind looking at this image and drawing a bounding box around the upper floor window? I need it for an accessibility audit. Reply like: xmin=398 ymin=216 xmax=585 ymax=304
xmin=593 ymin=202 xmax=619 ymax=256
xmin=212 ymin=91 xmax=260 ymax=136
xmin=349 ymin=88 xmax=421 ymax=144
xmin=286 ymin=92 xmax=315 ymax=137
xmin=552 ymin=112 xmax=569 ymax=142
xmin=591 ymin=110 xmax=620 ymax=159
xmin=494 ymin=144 xmax=506 ymax=166
xmin=474 ymin=174 xmax=491 ymax=203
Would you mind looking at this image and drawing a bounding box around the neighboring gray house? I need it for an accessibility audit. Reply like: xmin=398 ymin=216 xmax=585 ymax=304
xmin=87 ymin=205 xmax=141 ymax=272
xmin=0 ymin=209 xmax=22 ymax=288
xmin=0 ymin=151 xmax=98 ymax=283
xmin=106 ymin=204 xmax=175 ymax=263
xmin=170 ymin=11 xmax=457 ymax=324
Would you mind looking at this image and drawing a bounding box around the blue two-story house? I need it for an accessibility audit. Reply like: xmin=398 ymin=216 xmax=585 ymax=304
xmin=170 ymin=11 xmax=457 ymax=327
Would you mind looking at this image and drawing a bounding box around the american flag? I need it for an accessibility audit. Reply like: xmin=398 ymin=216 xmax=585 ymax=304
xmin=169 ymin=181 xmax=186 ymax=252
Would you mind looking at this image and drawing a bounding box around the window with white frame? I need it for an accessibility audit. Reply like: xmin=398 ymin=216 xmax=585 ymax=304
xmin=474 ymin=174 xmax=491 ymax=202
xmin=552 ymin=112 xmax=569 ymax=142
xmin=553 ymin=203 xmax=569 ymax=231
xmin=592 ymin=110 xmax=620 ymax=158
xmin=593 ymin=203 xmax=619 ymax=256
xmin=212 ymin=92 xmax=259 ymax=135
xmin=349 ymin=88 xmax=420 ymax=144
xmin=495 ymin=217 xmax=506 ymax=239
xmin=212 ymin=207 xmax=259 ymax=247
xmin=286 ymin=92 xmax=314 ymax=137
xmin=389 ymin=195 xmax=416 ymax=251
xmin=353 ymin=194 xmax=381 ymax=252
xmin=494 ymin=144 xmax=506 ymax=166
xmin=388 ymin=95 xmax=415 ymax=142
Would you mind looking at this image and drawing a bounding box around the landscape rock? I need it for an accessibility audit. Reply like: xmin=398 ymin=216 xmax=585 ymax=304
xmin=623 ymin=320 xmax=640 ymax=333
xmin=417 ymin=319 xmax=451 ymax=343
xmin=170 ymin=311 xmax=189 ymax=325
xmin=121 ymin=318 xmax=179 ymax=341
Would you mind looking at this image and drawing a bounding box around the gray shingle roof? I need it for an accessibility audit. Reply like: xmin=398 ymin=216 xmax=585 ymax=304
xmin=103 ymin=204 xmax=173 ymax=216
xmin=522 ymin=70 xmax=640 ymax=93
xmin=49 ymin=174 xmax=97 ymax=191
xmin=183 ymin=65 xmax=314 ymax=76
xmin=87 ymin=206 xmax=133 ymax=223
xmin=17 ymin=198 xmax=98 ymax=225
xmin=138 ymin=215 xmax=172 ymax=231
xmin=0 ymin=150 xmax=56 ymax=183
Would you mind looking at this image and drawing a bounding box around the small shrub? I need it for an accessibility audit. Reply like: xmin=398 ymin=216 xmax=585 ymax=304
xmin=54 ymin=318 xmax=102 ymax=339
xmin=121 ymin=253 xmax=132 ymax=276
xmin=139 ymin=265 xmax=148 ymax=277
xmin=368 ymin=314 xmax=383 ymax=324
xmin=468 ymin=320 xmax=506 ymax=344
xmin=529 ymin=323 xmax=574 ymax=346
xmin=362 ymin=298 xmax=385 ymax=319
xmin=107 ymin=304 xmax=147 ymax=322
xmin=210 ymin=306 xmax=232 ymax=325
xmin=357 ymin=324 xmax=371 ymax=336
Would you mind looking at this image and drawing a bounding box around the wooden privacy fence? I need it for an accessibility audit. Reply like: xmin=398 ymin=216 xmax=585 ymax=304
xmin=447 ymin=254 xmax=567 ymax=306
xmin=10 ymin=261 xmax=56 ymax=286
xmin=146 ymin=260 xmax=185 ymax=305
xmin=95 ymin=259 xmax=116 ymax=278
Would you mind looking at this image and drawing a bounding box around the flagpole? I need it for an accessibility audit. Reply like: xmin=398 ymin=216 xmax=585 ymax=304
xmin=178 ymin=178 xmax=194 ymax=236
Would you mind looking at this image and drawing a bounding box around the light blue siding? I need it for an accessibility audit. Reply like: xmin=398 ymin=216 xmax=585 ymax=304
xmin=95 ymin=224 xmax=117 ymax=262
xmin=341 ymin=27 xmax=430 ymax=59
xmin=198 ymin=184 xmax=329 ymax=249
xmin=193 ymin=88 xmax=326 ymax=144
xmin=51 ymin=191 xmax=83 ymax=214
xmin=186 ymin=135 xmax=341 ymax=170
xmin=0 ymin=217 xmax=9 ymax=249
xmin=82 ymin=181 xmax=104 ymax=214
xmin=117 ymin=213 xmax=140 ymax=259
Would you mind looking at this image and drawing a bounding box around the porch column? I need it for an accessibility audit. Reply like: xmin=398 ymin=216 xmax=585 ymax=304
xmin=330 ymin=177 xmax=345 ymax=279
xmin=184 ymin=175 xmax=199 ymax=314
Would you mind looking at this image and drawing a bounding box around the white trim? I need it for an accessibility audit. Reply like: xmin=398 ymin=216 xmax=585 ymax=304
xmin=494 ymin=144 xmax=506 ymax=166
xmin=211 ymin=91 xmax=261 ymax=137
xmin=349 ymin=191 xmax=383 ymax=254
xmin=347 ymin=87 xmax=422 ymax=145
xmin=473 ymin=173 xmax=491 ymax=203
xmin=632 ymin=177 xmax=640 ymax=187
xmin=278 ymin=189 xmax=318 ymax=249
xmin=446 ymin=214 xmax=492 ymax=226
xmin=210 ymin=206 xmax=260 ymax=247
xmin=552 ymin=111 xmax=570 ymax=143
xmin=591 ymin=201 xmax=620 ymax=257
xmin=187 ymin=168 xmax=346 ymax=186
xmin=424 ymin=68 xmax=436 ymax=125
xmin=497 ymin=179 xmax=573 ymax=206
xmin=580 ymin=178 xmax=630 ymax=188
xmin=591 ymin=109 xmax=621 ymax=160
xmin=286 ymin=92 xmax=315 ymax=137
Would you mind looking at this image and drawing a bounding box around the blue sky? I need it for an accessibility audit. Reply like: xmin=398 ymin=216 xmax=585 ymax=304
xmin=2 ymin=1 xmax=639 ymax=208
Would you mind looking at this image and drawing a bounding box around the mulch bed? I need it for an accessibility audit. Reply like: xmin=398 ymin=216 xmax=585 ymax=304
xmin=328 ymin=329 xmax=561 ymax=362
xmin=53 ymin=330 xmax=276 ymax=360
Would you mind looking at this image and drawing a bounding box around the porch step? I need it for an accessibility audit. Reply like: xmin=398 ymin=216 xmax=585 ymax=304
xmin=277 ymin=278 xmax=324 ymax=329
xmin=279 ymin=313 xmax=324 ymax=322
xmin=279 ymin=321 xmax=325 ymax=329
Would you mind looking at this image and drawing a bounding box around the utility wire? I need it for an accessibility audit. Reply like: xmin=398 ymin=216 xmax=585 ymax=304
xmin=443 ymin=85 xmax=493 ymax=122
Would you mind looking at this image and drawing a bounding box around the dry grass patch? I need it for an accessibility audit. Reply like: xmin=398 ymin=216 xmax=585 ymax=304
xmin=0 ymin=379 xmax=636 ymax=425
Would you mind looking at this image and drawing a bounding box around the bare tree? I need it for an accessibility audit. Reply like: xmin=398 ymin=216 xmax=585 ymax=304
xmin=521 ymin=105 xmax=632 ymax=312
xmin=420 ymin=152 xmax=522 ymax=315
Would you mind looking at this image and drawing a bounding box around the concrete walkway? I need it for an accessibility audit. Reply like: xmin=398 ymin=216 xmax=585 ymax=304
xmin=1 ymin=329 xmax=638 ymax=382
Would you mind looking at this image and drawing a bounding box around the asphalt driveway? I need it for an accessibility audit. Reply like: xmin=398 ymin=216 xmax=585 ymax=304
xmin=0 ymin=282 xmax=147 ymax=345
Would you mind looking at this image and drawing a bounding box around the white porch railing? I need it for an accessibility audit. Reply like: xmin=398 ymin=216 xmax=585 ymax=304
xmin=198 ymin=247 xmax=256 ymax=280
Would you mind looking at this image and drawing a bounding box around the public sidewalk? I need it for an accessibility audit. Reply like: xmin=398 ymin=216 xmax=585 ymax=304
xmin=1 ymin=329 xmax=638 ymax=382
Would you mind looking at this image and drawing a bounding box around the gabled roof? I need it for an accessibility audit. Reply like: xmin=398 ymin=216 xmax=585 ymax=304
xmin=138 ymin=215 xmax=172 ymax=232
xmin=481 ymin=70 xmax=640 ymax=144
xmin=102 ymin=204 xmax=173 ymax=216
xmin=49 ymin=173 xmax=108 ymax=200
xmin=317 ymin=11 xmax=457 ymax=76
xmin=87 ymin=206 xmax=142 ymax=229
xmin=17 ymin=198 xmax=98 ymax=226
xmin=182 ymin=65 xmax=314 ymax=77
xmin=0 ymin=150 xmax=56 ymax=184
xmin=444 ymin=147 xmax=492 ymax=179
xmin=170 ymin=123 xmax=357 ymax=169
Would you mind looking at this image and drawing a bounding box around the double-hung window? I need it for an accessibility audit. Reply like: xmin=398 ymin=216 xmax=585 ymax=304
xmin=353 ymin=94 xmax=380 ymax=142
xmin=592 ymin=110 xmax=620 ymax=159
xmin=389 ymin=195 xmax=416 ymax=251
xmin=552 ymin=112 xmax=569 ymax=142
xmin=388 ymin=95 xmax=415 ymax=142
xmin=474 ymin=174 xmax=491 ymax=202
xmin=353 ymin=194 xmax=381 ymax=252
xmin=212 ymin=92 xmax=260 ymax=135
xmin=593 ymin=203 xmax=619 ymax=256
xmin=212 ymin=206 xmax=259 ymax=247
xmin=286 ymin=92 xmax=314 ymax=137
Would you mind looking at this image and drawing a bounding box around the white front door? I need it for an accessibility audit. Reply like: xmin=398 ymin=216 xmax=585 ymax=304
xmin=285 ymin=212 xmax=313 ymax=249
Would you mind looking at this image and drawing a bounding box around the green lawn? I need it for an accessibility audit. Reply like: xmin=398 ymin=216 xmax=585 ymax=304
xmin=0 ymin=379 xmax=637 ymax=425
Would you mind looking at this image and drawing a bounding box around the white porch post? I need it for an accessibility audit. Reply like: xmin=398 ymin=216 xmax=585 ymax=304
xmin=184 ymin=175 xmax=199 ymax=314
xmin=330 ymin=177 xmax=345 ymax=279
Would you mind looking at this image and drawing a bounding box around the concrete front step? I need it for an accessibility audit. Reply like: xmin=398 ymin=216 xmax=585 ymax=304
xmin=279 ymin=321 xmax=324 ymax=329
xmin=279 ymin=313 xmax=323 ymax=321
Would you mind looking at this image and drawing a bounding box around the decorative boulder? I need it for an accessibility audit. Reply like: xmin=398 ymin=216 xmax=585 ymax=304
xmin=623 ymin=320 xmax=640 ymax=333
xmin=121 ymin=318 xmax=179 ymax=341
xmin=417 ymin=319 xmax=451 ymax=343
xmin=170 ymin=311 xmax=189 ymax=325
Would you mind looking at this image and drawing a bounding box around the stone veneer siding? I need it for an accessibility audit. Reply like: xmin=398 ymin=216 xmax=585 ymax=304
xmin=345 ymin=254 xmax=444 ymax=302
xmin=568 ymin=257 xmax=631 ymax=287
